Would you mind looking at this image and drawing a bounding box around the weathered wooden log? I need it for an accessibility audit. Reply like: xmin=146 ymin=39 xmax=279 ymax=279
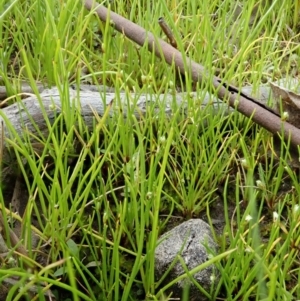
xmin=0 ymin=85 xmax=272 ymax=166
xmin=0 ymin=85 xmax=272 ymax=146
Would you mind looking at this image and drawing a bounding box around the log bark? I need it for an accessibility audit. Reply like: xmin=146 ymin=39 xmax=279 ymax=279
xmin=0 ymin=87 xmax=226 ymax=144
xmin=0 ymin=85 xmax=271 ymax=163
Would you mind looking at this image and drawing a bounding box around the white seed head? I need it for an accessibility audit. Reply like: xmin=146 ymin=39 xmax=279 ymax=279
xmin=281 ymin=111 xmax=289 ymax=121
xmin=273 ymin=211 xmax=279 ymax=222
xmin=256 ymin=180 xmax=266 ymax=190
xmin=241 ymin=158 xmax=249 ymax=169
xmin=159 ymin=136 xmax=166 ymax=143
xmin=245 ymin=214 xmax=253 ymax=222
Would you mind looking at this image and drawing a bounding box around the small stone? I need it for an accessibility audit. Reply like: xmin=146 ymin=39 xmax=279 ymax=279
xmin=155 ymin=219 xmax=219 ymax=301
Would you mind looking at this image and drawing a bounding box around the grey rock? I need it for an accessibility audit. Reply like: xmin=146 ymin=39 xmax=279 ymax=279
xmin=155 ymin=219 xmax=219 ymax=301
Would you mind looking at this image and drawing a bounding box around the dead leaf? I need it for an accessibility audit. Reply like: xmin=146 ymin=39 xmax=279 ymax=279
xmin=270 ymin=81 xmax=300 ymax=129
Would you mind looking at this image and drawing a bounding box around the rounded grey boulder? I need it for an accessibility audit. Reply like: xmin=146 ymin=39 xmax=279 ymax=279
xmin=155 ymin=219 xmax=219 ymax=300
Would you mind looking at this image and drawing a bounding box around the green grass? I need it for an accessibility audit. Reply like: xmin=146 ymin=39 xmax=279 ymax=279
xmin=0 ymin=0 xmax=300 ymax=300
